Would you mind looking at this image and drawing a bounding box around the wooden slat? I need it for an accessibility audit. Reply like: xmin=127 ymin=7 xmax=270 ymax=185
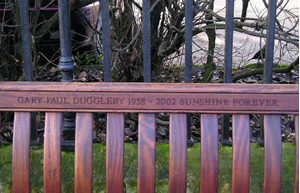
xmin=75 ymin=113 xmax=93 ymax=193
xmin=232 ymin=114 xmax=250 ymax=193
xmin=263 ymin=115 xmax=281 ymax=193
xmin=44 ymin=112 xmax=63 ymax=193
xmin=200 ymin=114 xmax=218 ymax=193
xmin=138 ymin=113 xmax=156 ymax=193
xmin=106 ymin=113 xmax=124 ymax=193
xmin=169 ymin=113 xmax=187 ymax=193
xmin=12 ymin=112 xmax=31 ymax=193
xmin=295 ymin=115 xmax=299 ymax=193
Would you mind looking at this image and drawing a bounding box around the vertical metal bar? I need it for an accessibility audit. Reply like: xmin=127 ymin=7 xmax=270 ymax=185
xmin=184 ymin=0 xmax=193 ymax=145
xmin=264 ymin=0 xmax=277 ymax=84
xmin=18 ymin=0 xmax=37 ymax=143
xmin=143 ymin=0 xmax=151 ymax=82
xmin=224 ymin=0 xmax=234 ymax=83
xmin=184 ymin=0 xmax=192 ymax=83
xmin=222 ymin=0 xmax=234 ymax=144
xmin=58 ymin=0 xmax=76 ymax=146
xmin=18 ymin=0 xmax=33 ymax=81
xmin=102 ymin=0 xmax=112 ymax=82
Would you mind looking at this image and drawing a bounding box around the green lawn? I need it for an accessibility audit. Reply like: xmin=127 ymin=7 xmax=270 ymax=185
xmin=0 ymin=143 xmax=296 ymax=193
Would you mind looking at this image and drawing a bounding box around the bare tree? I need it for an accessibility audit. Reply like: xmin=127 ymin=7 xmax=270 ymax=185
xmin=0 ymin=0 xmax=298 ymax=82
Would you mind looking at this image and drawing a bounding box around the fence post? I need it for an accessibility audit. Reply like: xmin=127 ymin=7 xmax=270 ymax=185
xmin=58 ymin=0 xmax=76 ymax=149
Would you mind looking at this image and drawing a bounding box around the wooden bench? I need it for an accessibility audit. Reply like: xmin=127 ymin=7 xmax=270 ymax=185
xmin=0 ymin=81 xmax=298 ymax=193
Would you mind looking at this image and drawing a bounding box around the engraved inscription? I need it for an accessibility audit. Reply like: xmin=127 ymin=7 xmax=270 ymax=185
xmin=232 ymin=99 xmax=278 ymax=106
xmin=73 ymin=97 xmax=124 ymax=105
xmin=16 ymin=96 xmax=279 ymax=107
xmin=128 ymin=98 xmax=146 ymax=105
xmin=179 ymin=98 xmax=229 ymax=106
xmin=156 ymin=98 xmax=176 ymax=105
xmin=17 ymin=97 xmax=43 ymax=104
xmin=47 ymin=97 xmax=69 ymax=104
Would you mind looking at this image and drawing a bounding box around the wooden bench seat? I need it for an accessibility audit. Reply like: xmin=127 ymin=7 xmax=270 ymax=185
xmin=0 ymin=82 xmax=298 ymax=193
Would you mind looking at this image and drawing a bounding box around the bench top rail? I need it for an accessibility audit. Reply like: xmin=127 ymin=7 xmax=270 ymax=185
xmin=0 ymin=82 xmax=298 ymax=114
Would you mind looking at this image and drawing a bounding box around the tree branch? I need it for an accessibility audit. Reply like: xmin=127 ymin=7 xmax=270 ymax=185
xmin=231 ymin=57 xmax=299 ymax=82
xmin=35 ymin=0 xmax=97 ymax=41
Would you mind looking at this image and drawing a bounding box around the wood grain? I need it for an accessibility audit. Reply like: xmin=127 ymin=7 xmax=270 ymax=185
xmin=12 ymin=112 xmax=31 ymax=193
xmin=0 ymin=81 xmax=298 ymax=94
xmin=44 ymin=112 xmax=63 ymax=193
xmin=295 ymin=115 xmax=299 ymax=193
xmin=169 ymin=113 xmax=187 ymax=193
xmin=200 ymin=114 xmax=218 ymax=193
xmin=263 ymin=115 xmax=281 ymax=193
xmin=75 ymin=113 xmax=93 ymax=193
xmin=232 ymin=114 xmax=250 ymax=193
xmin=0 ymin=82 xmax=298 ymax=114
xmin=138 ymin=113 xmax=156 ymax=193
xmin=106 ymin=113 xmax=124 ymax=193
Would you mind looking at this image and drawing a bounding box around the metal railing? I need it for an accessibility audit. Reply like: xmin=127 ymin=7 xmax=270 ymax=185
xmin=17 ymin=0 xmax=280 ymax=144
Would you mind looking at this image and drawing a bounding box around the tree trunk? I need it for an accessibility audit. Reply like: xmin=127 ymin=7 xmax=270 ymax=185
xmin=203 ymin=0 xmax=216 ymax=83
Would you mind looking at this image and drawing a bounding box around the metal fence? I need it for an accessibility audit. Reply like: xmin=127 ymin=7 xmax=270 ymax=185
xmin=17 ymin=0 xmax=280 ymax=143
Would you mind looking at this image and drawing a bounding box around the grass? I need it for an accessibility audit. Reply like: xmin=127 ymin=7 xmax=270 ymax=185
xmin=0 ymin=143 xmax=296 ymax=193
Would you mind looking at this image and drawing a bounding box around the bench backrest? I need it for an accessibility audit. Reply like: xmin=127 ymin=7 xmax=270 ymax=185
xmin=0 ymin=82 xmax=298 ymax=193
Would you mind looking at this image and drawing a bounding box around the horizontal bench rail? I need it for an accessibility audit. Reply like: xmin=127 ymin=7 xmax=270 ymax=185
xmin=0 ymin=82 xmax=298 ymax=114
xmin=0 ymin=82 xmax=297 ymax=93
